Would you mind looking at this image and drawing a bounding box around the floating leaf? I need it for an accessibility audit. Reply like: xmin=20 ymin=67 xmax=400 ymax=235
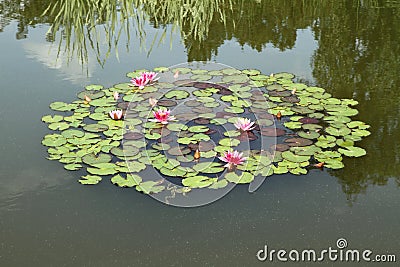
xmin=298 ymin=131 xmax=320 ymax=139
xmin=83 ymin=123 xmax=109 ymax=133
xmin=284 ymin=137 xmax=313 ymax=147
xmin=42 ymin=134 xmax=67 ymax=147
xmin=338 ymin=146 xmax=367 ymax=157
xmin=111 ymin=174 xmax=142 ymax=187
xmin=284 ymin=121 xmax=302 ymax=130
xmin=225 ymin=172 xmax=254 ymax=184
xmin=64 ymin=163 xmax=82 ymax=171
xmin=282 ymin=151 xmax=310 ymax=163
xmin=219 ymin=138 xmax=240 ymax=147
xmin=193 ymin=162 xmax=224 ymax=173
xmin=167 ymin=123 xmax=188 ymax=132
xmin=79 ymin=175 xmax=102 ymax=185
xmin=42 ymin=115 xmax=63 ymax=123
xmin=188 ymin=125 xmax=209 ymax=133
xmin=325 ymin=126 xmax=351 ymax=137
xmin=182 ymin=176 xmax=216 ymax=188
xmin=164 ymin=90 xmax=190 ymax=100
xmin=168 ymin=146 xmax=191 ymax=156
xmin=82 ymin=153 xmax=112 ymax=165
xmin=136 ymin=181 xmax=165 ymax=194
xmin=208 ymin=179 xmax=229 ymax=189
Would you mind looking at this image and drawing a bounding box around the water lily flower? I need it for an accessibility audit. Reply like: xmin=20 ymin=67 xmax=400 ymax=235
xmin=276 ymin=111 xmax=282 ymax=120
xmin=130 ymin=75 xmax=149 ymax=89
xmin=113 ymin=91 xmax=119 ymax=100
xmin=109 ymin=109 xmax=123 ymax=120
xmin=149 ymin=97 xmax=158 ymax=107
xmin=173 ymin=70 xmax=180 ymax=79
xmin=142 ymin=72 xmax=159 ymax=83
xmin=84 ymin=95 xmax=92 ymax=103
xmin=149 ymin=108 xmax=176 ymax=124
xmin=194 ymin=149 xmax=201 ymax=160
xmin=218 ymin=150 xmax=246 ymax=170
xmin=234 ymin=117 xmax=255 ymax=131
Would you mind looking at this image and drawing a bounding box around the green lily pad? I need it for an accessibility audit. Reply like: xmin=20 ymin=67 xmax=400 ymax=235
xmin=290 ymin=145 xmax=321 ymax=156
xmin=160 ymin=167 xmax=187 ymax=177
xmin=325 ymin=126 xmax=351 ymax=137
xmin=177 ymin=137 xmax=197 ymax=145
xmin=136 ymin=181 xmax=165 ymax=194
xmin=87 ymin=166 xmax=118 ymax=175
xmin=42 ymin=115 xmax=63 ymax=123
xmin=48 ymin=122 xmax=70 ymax=131
xmin=182 ymin=176 xmax=216 ymax=188
xmin=224 ymin=130 xmax=241 ymax=137
xmin=315 ymin=135 xmax=336 ymax=148
xmin=79 ymin=175 xmax=102 ymax=185
xmin=284 ymin=121 xmax=302 ymax=130
xmin=219 ymin=138 xmax=240 ymax=147
xmin=224 ymin=106 xmax=244 ymax=114
xmin=61 ymin=129 xmax=85 ymax=139
xmin=168 ymin=146 xmax=191 ymax=156
xmin=208 ymin=179 xmax=229 ymax=189
xmin=298 ymin=131 xmax=320 ymax=139
xmin=281 ymin=151 xmax=310 ymax=163
xmin=42 ymin=134 xmax=67 ymax=147
xmin=49 ymin=101 xmax=74 ymax=111
xmin=111 ymin=174 xmax=142 ymax=187
xmin=188 ymin=125 xmax=209 ymax=133
xmin=338 ymin=146 xmax=367 ymax=157
xmin=225 ymin=172 xmax=254 ymax=184
xmin=336 ymin=139 xmax=354 ymax=147
xmin=64 ymin=163 xmax=83 ymax=171
xmin=85 ymin=84 xmax=103 ymax=91
xmin=164 ymin=90 xmax=190 ymax=100
xmin=83 ymin=123 xmax=109 ymax=133
xmin=77 ymin=90 xmax=105 ymax=100
xmin=191 ymin=74 xmax=212 ymax=81
xmin=167 ymin=123 xmax=188 ymax=132
xmin=82 ymin=153 xmax=112 ymax=165
xmin=193 ymin=162 xmax=224 ymax=173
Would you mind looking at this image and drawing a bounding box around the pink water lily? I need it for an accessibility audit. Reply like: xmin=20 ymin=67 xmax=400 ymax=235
xmin=113 ymin=91 xmax=119 ymax=100
xmin=149 ymin=108 xmax=176 ymax=124
xmin=130 ymin=75 xmax=149 ymax=89
xmin=218 ymin=150 xmax=246 ymax=169
xmin=109 ymin=109 xmax=123 ymax=120
xmin=142 ymin=71 xmax=159 ymax=83
xmin=234 ymin=117 xmax=255 ymax=131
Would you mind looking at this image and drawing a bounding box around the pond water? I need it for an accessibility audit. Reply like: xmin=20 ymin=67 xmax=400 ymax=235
xmin=0 ymin=0 xmax=399 ymax=266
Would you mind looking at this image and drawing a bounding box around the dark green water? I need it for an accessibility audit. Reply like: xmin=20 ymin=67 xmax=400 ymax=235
xmin=0 ymin=0 xmax=399 ymax=266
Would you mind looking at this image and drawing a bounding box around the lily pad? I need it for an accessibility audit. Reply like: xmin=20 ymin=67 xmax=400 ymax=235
xmin=338 ymin=146 xmax=367 ymax=157
xmin=79 ymin=175 xmax=102 ymax=185
xmin=83 ymin=123 xmax=109 ymax=133
xmin=164 ymin=90 xmax=190 ymax=100
xmin=136 ymin=181 xmax=165 ymax=194
xmin=82 ymin=153 xmax=112 ymax=165
xmin=111 ymin=174 xmax=142 ymax=187
xmin=282 ymin=151 xmax=310 ymax=163
xmin=284 ymin=138 xmax=313 ymax=147
xmin=225 ymin=172 xmax=254 ymax=184
xmin=182 ymin=176 xmax=216 ymax=188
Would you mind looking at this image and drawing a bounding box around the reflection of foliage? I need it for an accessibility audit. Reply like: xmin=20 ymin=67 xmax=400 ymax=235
xmin=43 ymin=0 xmax=148 ymax=66
xmin=311 ymin=2 xmax=400 ymax=202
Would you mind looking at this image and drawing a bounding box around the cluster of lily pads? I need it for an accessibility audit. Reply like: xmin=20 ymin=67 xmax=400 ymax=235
xmin=42 ymin=65 xmax=370 ymax=197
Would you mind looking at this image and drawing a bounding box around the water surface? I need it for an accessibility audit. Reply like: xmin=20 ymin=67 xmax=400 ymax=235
xmin=0 ymin=1 xmax=399 ymax=266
